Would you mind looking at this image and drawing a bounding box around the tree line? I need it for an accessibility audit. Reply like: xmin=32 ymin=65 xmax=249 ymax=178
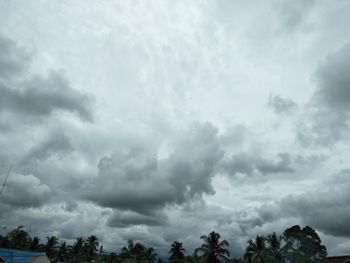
xmin=0 ymin=225 xmax=327 ymax=263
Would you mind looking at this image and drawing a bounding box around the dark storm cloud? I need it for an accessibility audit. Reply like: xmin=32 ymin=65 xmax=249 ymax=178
xmin=223 ymin=152 xmax=294 ymax=177
xmin=86 ymin=148 xmax=175 ymax=214
xmin=256 ymin=169 xmax=350 ymax=238
xmin=107 ymin=210 xmax=168 ymax=228
xmin=0 ymin=34 xmax=93 ymax=122
xmin=297 ymin=44 xmax=350 ymax=147
xmin=267 ymin=94 xmax=297 ymax=114
xmin=85 ymin=122 xmax=224 ymax=220
xmin=0 ymin=73 xmax=93 ymax=121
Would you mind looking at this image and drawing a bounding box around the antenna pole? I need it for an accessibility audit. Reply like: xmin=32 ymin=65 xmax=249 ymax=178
xmin=0 ymin=164 xmax=12 ymax=196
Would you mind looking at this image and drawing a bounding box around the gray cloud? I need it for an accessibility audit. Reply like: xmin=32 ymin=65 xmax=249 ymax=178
xmin=85 ymin=122 xmax=223 ymax=220
xmin=314 ymin=44 xmax=350 ymax=111
xmin=267 ymin=94 xmax=297 ymax=114
xmin=0 ymin=35 xmax=93 ymax=123
xmin=0 ymin=34 xmax=94 ymax=223
xmin=0 ymin=172 xmax=51 ymax=208
xmin=107 ymin=210 xmax=168 ymax=228
xmin=0 ymin=73 xmax=93 ymax=122
xmin=0 ymin=1 xmax=349 ymax=257
xmin=0 ymin=35 xmax=31 ymax=80
xmin=297 ymin=44 xmax=350 ymax=147
xmin=275 ymin=0 xmax=315 ymax=31
xmin=223 ymin=152 xmax=294 ymax=177
xmin=255 ymin=169 xmax=350 ymax=238
xmin=20 ymin=132 xmax=74 ymax=165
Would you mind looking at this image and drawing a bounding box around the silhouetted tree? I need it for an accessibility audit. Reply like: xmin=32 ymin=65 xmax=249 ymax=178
xmin=6 ymin=226 xmax=31 ymax=249
xmin=145 ymin=247 xmax=158 ymax=263
xmin=46 ymin=236 xmax=59 ymax=260
xmin=30 ymin=236 xmax=45 ymax=251
xmin=244 ymin=235 xmax=268 ymax=263
xmin=195 ymin=231 xmax=229 ymax=263
xmin=280 ymin=225 xmax=327 ymax=263
xmin=58 ymin=241 xmax=70 ymax=262
xmin=70 ymin=237 xmax=85 ymax=263
xmin=121 ymin=240 xmax=147 ymax=263
xmin=85 ymin=235 xmax=99 ymax=263
xmin=169 ymin=241 xmax=186 ymax=263
xmin=266 ymin=233 xmax=283 ymax=263
xmin=186 ymin=252 xmax=203 ymax=263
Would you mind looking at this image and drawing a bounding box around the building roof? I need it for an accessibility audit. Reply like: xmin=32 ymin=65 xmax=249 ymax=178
xmin=0 ymin=248 xmax=50 ymax=263
xmin=325 ymin=255 xmax=350 ymax=263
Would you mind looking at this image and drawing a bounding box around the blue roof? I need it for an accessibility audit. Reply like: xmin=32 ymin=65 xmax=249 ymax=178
xmin=0 ymin=248 xmax=46 ymax=263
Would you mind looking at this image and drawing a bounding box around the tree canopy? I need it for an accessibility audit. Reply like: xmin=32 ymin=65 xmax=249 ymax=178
xmin=0 ymin=225 xmax=327 ymax=263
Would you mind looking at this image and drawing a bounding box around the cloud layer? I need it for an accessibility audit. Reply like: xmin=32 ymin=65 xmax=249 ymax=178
xmin=0 ymin=0 xmax=350 ymax=258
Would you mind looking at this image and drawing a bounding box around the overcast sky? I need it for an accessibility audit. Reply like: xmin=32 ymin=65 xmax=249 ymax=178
xmin=0 ymin=0 xmax=350 ymax=258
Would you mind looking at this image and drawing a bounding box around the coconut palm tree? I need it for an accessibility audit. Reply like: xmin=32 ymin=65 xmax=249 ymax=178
xmin=169 ymin=241 xmax=186 ymax=263
xmin=244 ymin=236 xmax=268 ymax=263
xmin=266 ymin=233 xmax=284 ymax=262
xmin=195 ymin=232 xmax=230 ymax=263
xmin=195 ymin=231 xmax=230 ymax=263
xmin=29 ymin=236 xmax=45 ymax=251
xmin=57 ymin=241 xmax=70 ymax=262
xmin=121 ymin=240 xmax=147 ymax=263
xmin=45 ymin=236 xmax=59 ymax=260
xmin=71 ymin=237 xmax=85 ymax=263
xmin=85 ymin=235 xmax=99 ymax=263
xmin=145 ymin=247 xmax=158 ymax=263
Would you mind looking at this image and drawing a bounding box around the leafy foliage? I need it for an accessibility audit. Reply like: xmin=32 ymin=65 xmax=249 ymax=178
xmin=280 ymin=225 xmax=327 ymax=263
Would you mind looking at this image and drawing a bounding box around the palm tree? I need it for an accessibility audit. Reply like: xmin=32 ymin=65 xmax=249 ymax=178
xmin=30 ymin=236 xmax=45 ymax=251
xmin=266 ymin=233 xmax=283 ymax=262
xmin=195 ymin=232 xmax=230 ymax=263
xmin=244 ymin=236 xmax=267 ymax=263
xmin=85 ymin=235 xmax=99 ymax=263
xmin=58 ymin=241 xmax=70 ymax=262
xmin=71 ymin=237 xmax=85 ymax=263
xmin=145 ymin=247 xmax=158 ymax=263
xmin=121 ymin=240 xmax=147 ymax=263
xmin=45 ymin=236 xmax=59 ymax=260
xmin=169 ymin=241 xmax=186 ymax=263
